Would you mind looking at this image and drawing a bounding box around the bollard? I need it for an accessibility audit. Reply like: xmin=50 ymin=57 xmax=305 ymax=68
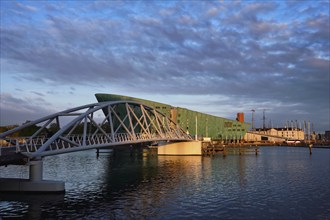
xmin=309 ymin=144 xmax=313 ymax=155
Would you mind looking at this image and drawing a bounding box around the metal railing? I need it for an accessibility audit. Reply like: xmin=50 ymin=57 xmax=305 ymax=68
xmin=0 ymin=101 xmax=192 ymax=158
xmin=1 ymin=132 xmax=190 ymax=155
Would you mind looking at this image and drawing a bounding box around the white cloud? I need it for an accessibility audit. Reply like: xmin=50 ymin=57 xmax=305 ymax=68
xmin=0 ymin=1 xmax=329 ymax=132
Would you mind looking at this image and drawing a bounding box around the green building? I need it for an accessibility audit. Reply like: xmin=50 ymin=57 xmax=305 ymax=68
xmin=95 ymin=93 xmax=250 ymax=142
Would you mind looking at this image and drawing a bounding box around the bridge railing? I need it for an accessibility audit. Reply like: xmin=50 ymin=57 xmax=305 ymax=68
xmin=1 ymin=131 xmax=191 ymax=155
xmin=0 ymin=101 xmax=193 ymax=158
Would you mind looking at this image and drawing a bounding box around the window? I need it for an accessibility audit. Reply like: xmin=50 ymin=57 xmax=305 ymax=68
xmin=224 ymin=122 xmax=233 ymax=127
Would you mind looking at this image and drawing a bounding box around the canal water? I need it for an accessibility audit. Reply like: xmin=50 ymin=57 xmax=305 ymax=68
xmin=0 ymin=146 xmax=329 ymax=219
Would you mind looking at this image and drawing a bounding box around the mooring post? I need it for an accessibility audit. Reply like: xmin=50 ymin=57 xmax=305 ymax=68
xmin=309 ymin=144 xmax=313 ymax=155
xmin=96 ymin=148 xmax=100 ymax=158
xmin=29 ymin=159 xmax=43 ymax=182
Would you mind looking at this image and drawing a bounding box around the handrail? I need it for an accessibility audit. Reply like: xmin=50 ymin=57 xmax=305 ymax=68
xmin=0 ymin=101 xmax=192 ymax=158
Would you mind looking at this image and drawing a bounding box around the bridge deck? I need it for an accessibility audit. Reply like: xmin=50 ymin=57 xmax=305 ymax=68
xmin=0 ymin=101 xmax=192 ymax=163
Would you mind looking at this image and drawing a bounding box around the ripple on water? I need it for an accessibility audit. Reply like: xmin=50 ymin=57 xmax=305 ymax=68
xmin=0 ymin=147 xmax=329 ymax=219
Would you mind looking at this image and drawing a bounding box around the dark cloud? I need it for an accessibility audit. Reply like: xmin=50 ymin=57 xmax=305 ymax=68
xmin=0 ymin=93 xmax=54 ymax=125
xmin=0 ymin=1 xmax=329 ymax=132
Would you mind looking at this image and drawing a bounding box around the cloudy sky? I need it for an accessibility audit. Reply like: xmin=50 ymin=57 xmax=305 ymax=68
xmin=1 ymin=0 xmax=329 ymax=132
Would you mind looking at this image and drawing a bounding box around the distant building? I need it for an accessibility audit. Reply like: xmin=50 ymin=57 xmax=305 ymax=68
xmin=258 ymin=127 xmax=304 ymax=140
xmin=325 ymin=131 xmax=330 ymax=141
xmin=245 ymin=127 xmax=305 ymax=142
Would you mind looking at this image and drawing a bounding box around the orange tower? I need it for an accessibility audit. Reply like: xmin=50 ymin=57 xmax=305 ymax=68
xmin=237 ymin=112 xmax=244 ymax=123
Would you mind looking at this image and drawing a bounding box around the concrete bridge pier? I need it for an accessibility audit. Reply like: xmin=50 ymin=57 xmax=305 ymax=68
xmin=29 ymin=160 xmax=43 ymax=182
xmin=157 ymin=141 xmax=202 ymax=155
xmin=0 ymin=159 xmax=65 ymax=193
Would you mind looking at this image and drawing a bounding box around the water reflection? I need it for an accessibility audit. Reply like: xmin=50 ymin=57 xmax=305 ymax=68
xmin=0 ymin=147 xmax=329 ymax=219
xmin=0 ymin=193 xmax=64 ymax=219
xmin=100 ymin=152 xmax=207 ymax=219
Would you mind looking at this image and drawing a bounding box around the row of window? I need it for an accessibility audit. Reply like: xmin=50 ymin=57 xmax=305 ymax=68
xmin=155 ymin=106 xmax=167 ymax=110
xmin=281 ymin=132 xmax=301 ymax=137
xmin=228 ymin=129 xmax=245 ymax=132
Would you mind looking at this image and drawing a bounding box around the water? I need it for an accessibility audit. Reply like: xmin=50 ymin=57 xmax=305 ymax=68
xmin=1 ymin=147 xmax=329 ymax=219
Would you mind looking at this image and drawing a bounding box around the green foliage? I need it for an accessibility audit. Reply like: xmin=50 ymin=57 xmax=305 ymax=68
xmin=48 ymin=123 xmax=60 ymax=135
xmin=19 ymin=124 xmax=40 ymax=136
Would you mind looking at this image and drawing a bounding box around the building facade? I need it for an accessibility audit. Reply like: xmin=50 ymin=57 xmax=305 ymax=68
xmin=95 ymin=93 xmax=250 ymax=142
xmin=325 ymin=131 xmax=330 ymax=141
xmin=245 ymin=127 xmax=305 ymax=142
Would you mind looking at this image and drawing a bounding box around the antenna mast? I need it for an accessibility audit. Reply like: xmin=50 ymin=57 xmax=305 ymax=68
xmin=251 ymin=109 xmax=255 ymax=130
xmin=263 ymin=109 xmax=266 ymax=129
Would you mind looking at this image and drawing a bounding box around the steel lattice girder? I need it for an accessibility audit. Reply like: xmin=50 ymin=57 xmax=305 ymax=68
xmin=0 ymin=101 xmax=192 ymax=158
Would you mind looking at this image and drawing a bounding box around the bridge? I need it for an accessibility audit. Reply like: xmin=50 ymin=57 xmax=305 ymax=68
xmin=0 ymin=101 xmax=195 ymax=192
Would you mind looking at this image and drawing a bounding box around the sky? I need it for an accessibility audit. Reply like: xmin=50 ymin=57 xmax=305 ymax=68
xmin=0 ymin=0 xmax=329 ymax=133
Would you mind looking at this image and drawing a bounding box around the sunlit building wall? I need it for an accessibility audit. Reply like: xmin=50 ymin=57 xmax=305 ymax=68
xmin=95 ymin=93 xmax=250 ymax=142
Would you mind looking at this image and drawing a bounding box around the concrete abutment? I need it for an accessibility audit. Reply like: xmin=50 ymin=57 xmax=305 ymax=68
xmin=0 ymin=159 xmax=65 ymax=193
xmin=157 ymin=141 xmax=202 ymax=155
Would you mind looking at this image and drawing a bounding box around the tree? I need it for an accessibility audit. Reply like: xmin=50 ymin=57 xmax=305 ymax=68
xmin=48 ymin=123 xmax=60 ymax=136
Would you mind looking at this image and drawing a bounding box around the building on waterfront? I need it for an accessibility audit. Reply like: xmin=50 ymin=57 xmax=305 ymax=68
xmin=325 ymin=131 xmax=330 ymax=141
xmin=243 ymin=131 xmax=286 ymax=143
xmin=256 ymin=127 xmax=305 ymax=140
xmin=244 ymin=127 xmax=306 ymax=143
xmin=95 ymin=93 xmax=250 ymax=142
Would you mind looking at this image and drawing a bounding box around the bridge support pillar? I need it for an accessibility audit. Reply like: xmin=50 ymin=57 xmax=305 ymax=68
xmin=0 ymin=159 xmax=65 ymax=193
xmin=29 ymin=160 xmax=43 ymax=182
xmin=158 ymin=141 xmax=202 ymax=156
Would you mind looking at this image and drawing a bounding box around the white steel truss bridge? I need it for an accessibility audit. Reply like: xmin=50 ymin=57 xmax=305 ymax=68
xmin=0 ymin=101 xmax=193 ymax=161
